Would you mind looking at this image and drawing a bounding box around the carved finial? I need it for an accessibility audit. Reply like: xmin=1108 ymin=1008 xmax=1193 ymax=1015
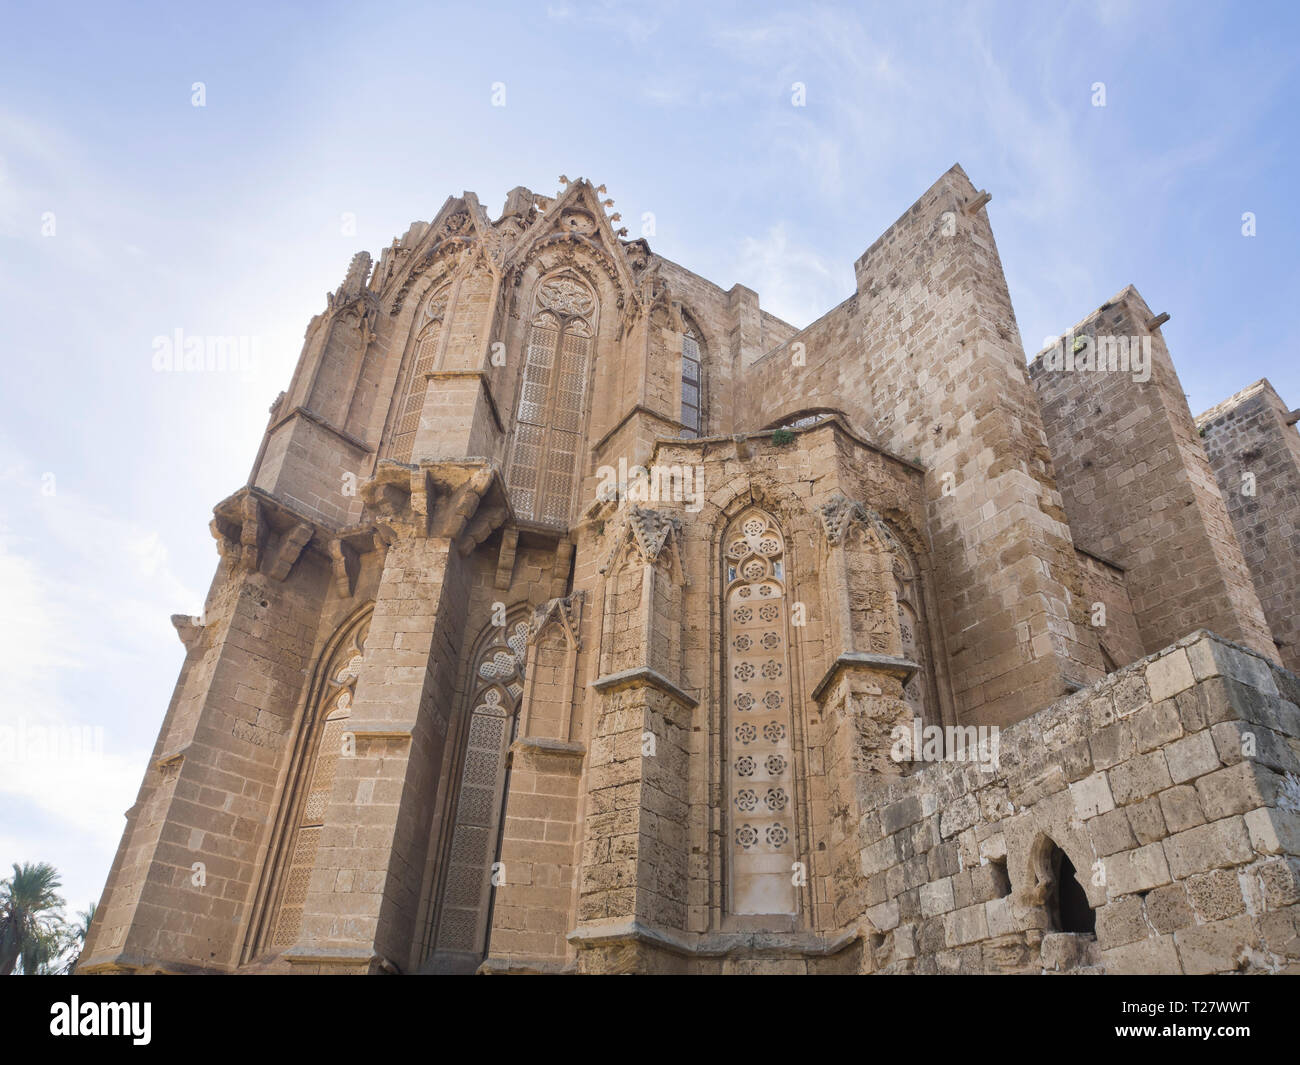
xmin=609 ymin=212 xmax=621 ymax=223
xmin=602 ymin=198 xmax=615 ymax=208
xmin=558 ymin=174 xmax=571 ymax=188
xmin=596 ymin=184 xmax=607 ymax=195
xmin=616 ymin=227 xmax=628 ymax=237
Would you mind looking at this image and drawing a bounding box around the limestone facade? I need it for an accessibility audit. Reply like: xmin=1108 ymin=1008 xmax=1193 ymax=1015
xmin=80 ymin=166 xmax=1300 ymax=974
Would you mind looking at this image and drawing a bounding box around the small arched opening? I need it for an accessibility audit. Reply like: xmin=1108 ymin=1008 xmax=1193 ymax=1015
xmin=1037 ymin=837 xmax=1096 ymax=936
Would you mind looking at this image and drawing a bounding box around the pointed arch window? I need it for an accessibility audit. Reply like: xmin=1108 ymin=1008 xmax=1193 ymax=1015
xmin=724 ymin=510 xmax=798 ymax=916
xmin=421 ymin=617 xmax=530 ymax=972
xmin=507 ymin=275 xmax=596 ymax=526
xmin=390 ymin=285 xmax=451 ymax=463
xmin=680 ymin=327 xmax=702 ymax=437
xmin=267 ymin=618 xmax=367 ymax=949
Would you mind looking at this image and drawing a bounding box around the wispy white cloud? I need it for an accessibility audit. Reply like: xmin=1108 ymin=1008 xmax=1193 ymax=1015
xmin=734 ymin=222 xmax=851 ymax=328
xmin=0 ymin=450 xmax=198 ymax=911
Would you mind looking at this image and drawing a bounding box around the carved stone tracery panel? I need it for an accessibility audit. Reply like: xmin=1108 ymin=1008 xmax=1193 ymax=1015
xmin=724 ymin=510 xmax=798 ymax=916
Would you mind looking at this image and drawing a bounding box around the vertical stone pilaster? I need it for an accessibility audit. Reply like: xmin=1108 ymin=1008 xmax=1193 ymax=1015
xmin=575 ymin=507 xmax=693 ymax=965
xmin=284 ymin=461 xmax=507 ymax=973
xmin=809 ymin=495 xmax=914 ymax=927
xmin=484 ymin=594 xmax=586 ymax=971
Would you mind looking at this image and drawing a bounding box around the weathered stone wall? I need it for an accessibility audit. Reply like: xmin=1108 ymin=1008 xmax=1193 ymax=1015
xmin=855 ymin=631 xmax=1300 ymax=974
xmin=1197 ymin=379 xmax=1300 ymax=673
xmin=1030 ymin=288 xmax=1274 ymax=663
xmin=738 ymin=165 xmax=1102 ymax=728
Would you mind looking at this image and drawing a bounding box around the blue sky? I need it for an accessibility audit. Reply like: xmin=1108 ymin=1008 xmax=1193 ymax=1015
xmin=1 ymin=0 xmax=1297 ymax=918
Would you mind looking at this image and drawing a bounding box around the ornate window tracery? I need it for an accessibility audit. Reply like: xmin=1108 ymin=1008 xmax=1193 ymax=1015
xmin=390 ymin=285 xmax=451 ymax=463
xmin=724 ymin=510 xmax=798 ymax=916
xmin=422 ymin=616 xmax=530 ymax=970
xmin=506 ymin=274 xmax=596 ymax=526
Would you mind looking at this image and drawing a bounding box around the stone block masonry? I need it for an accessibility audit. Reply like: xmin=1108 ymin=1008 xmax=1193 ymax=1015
xmin=853 ymin=631 xmax=1300 ymax=974
xmin=80 ymin=167 xmax=1296 ymax=975
xmin=1198 ymin=379 xmax=1300 ymax=673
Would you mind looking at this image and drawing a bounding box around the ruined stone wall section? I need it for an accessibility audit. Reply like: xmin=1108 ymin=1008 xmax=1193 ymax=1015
xmin=856 ymin=632 xmax=1300 ymax=974
xmin=1198 ymin=379 xmax=1300 ymax=673
xmin=1029 ymin=288 xmax=1274 ymax=662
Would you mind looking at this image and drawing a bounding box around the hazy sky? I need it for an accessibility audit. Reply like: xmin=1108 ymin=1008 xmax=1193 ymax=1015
xmin=2 ymin=0 xmax=1297 ymax=918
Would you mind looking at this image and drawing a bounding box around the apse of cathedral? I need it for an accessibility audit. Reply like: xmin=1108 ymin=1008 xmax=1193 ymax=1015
xmin=78 ymin=167 xmax=1300 ymax=975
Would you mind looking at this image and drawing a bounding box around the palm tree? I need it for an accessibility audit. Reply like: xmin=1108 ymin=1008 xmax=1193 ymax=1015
xmin=0 ymin=862 xmax=67 ymax=975
xmin=61 ymin=901 xmax=97 ymax=974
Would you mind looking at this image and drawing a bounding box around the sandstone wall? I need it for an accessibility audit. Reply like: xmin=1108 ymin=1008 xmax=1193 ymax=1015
xmin=737 ymin=164 xmax=1102 ymax=727
xmin=856 ymin=631 xmax=1300 ymax=974
xmin=1029 ymin=288 xmax=1274 ymax=662
xmin=1197 ymin=379 xmax=1300 ymax=673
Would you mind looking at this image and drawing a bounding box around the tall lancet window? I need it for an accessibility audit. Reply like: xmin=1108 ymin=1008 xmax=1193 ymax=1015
xmin=506 ymin=274 xmax=596 ymax=526
xmin=724 ymin=510 xmax=798 ymax=916
xmin=390 ymin=285 xmax=451 ymax=463
xmin=680 ymin=327 xmax=702 ymax=437
xmin=268 ymin=618 xmax=367 ymax=949
xmin=422 ymin=616 xmax=530 ymax=972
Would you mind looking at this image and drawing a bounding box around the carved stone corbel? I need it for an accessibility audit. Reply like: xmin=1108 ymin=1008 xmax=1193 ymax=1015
xmin=210 ymin=486 xmax=381 ymax=592
xmin=171 ymin=614 xmax=204 ymax=650
xmin=362 ymin=460 xmax=510 ymax=550
xmin=495 ymin=527 xmax=520 ymax=590
xmin=329 ymin=538 xmax=360 ymax=598
xmin=240 ymin=494 xmax=266 ymax=572
xmin=267 ymin=522 xmax=314 ymax=581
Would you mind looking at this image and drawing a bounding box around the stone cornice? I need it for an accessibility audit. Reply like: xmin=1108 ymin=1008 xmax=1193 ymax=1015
xmin=811 ymin=652 xmax=920 ymax=703
xmin=282 ymin=946 xmax=400 ymax=972
xmin=591 ymin=402 xmax=692 ymax=455
xmin=591 ymin=666 xmax=697 ymax=708
xmin=210 ymin=485 xmax=379 ymax=590
xmin=567 ymin=918 xmax=860 ymax=959
xmin=360 ymin=459 xmax=512 ymax=549
xmin=510 ymin=736 xmax=586 ymax=760
xmin=265 ymin=403 xmax=373 ymax=455
xmin=645 ymin=412 xmax=927 ymax=475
